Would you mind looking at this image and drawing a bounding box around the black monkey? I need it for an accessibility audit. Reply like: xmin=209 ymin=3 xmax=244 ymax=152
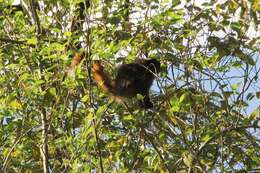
xmin=92 ymin=59 xmax=160 ymax=108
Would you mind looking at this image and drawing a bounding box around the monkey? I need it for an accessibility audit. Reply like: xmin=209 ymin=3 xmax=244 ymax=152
xmin=68 ymin=52 xmax=160 ymax=108
xmin=92 ymin=59 xmax=160 ymax=108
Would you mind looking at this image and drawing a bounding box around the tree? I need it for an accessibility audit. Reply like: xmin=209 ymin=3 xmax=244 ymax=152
xmin=0 ymin=0 xmax=259 ymax=172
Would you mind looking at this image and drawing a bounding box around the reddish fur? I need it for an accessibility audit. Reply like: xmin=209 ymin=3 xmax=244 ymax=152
xmin=70 ymin=53 xmax=83 ymax=69
xmin=92 ymin=61 xmax=115 ymax=95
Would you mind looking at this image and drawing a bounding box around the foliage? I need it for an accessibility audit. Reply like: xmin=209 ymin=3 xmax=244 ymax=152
xmin=0 ymin=0 xmax=260 ymax=172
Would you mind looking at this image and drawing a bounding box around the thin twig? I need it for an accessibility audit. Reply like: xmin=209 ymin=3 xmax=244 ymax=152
xmin=0 ymin=38 xmax=26 ymax=44
xmin=197 ymin=125 xmax=260 ymax=155
xmin=2 ymin=127 xmax=36 ymax=172
xmin=124 ymin=107 xmax=171 ymax=172
xmin=143 ymin=130 xmax=172 ymax=172
xmin=92 ymin=119 xmax=104 ymax=173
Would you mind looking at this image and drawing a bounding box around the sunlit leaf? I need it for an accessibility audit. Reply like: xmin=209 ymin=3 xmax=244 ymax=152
xmin=137 ymin=93 xmax=144 ymax=100
xmin=252 ymin=0 xmax=260 ymax=11
xmin=64 ymin=31 xmax=72 ymax=37
xmin=183 ymin=153 xmax=193 ymax=167
xmin=27 ymin=37 xmax=38 ymax=45
xmin=229 ymin=0 xmax=239 ymax=10
xmin=10 ymin=100 xmax=22 ymax=110
xmin=48 ymin=87 xmax=56 ymax=97
xmin=1 ymin=1 xmax=259 ymax=172
xmin=179 ymin=93 xmax=186 ymax=103
xmin=231 ymin=83 xmax=241 ymax=90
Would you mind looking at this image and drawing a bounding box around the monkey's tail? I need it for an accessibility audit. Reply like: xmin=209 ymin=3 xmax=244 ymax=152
xmin=67 ymin=53 xmax=84 ymax=77
xmin=70 ymin=53 xmax=84 ymax=69
xmin=92 ymin=61 xmax=115 ymax=95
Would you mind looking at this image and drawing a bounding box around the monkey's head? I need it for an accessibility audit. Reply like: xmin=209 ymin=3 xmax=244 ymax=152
xmin=143 ymin=59 xmax=160 ymax=74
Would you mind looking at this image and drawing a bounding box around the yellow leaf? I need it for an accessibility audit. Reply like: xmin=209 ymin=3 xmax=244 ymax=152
xmin=27 ymin=37 xmax=38 ymax=45
xmin=10 ymin=100 xmax=22 ymax=110
xmin=252 ymin=0 xmax=260 ymax=11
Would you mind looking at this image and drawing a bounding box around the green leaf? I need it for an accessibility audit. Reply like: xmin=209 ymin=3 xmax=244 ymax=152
xmin=256 ymin=92 xmax=260 ymax=98
xmin=27 ymin=37 xmax=38 ymax=45
xmin=167 ymin=10 xmax=183 ymax=22
xmin=249 ymin=109 xmax=259 ymax=120
xmin=52 ymin=27 xmax=61 ymax=33
xmin=210 ymin=92 xmax=223 ymax=98
xmin=246 ymin=92 xmax=254 ymax=101
xmin=252 ymin=0 xmax=260 ymax=11
xmin=64 ymin=31 xmax=72 ymax=37
xmin=234 ymin=49 xmax=255 ymax=66
xmin=231 ymin=82 xmax=241 ymax=90
xmin=96 ymin=104 xmax=107 ymax=118
xmin=230 ymin=22 xmax=241 ymax=33
xmin=223 ymin=91 xmax=233 ymax=98
xmin=172 ymin=0 xmax=181 ymax=7
xmin=183 ymin=153 xmax=193 ymax=167
xmin=229 ymin=0 xmax=239 ymax=10
xmin=19 ymin=73 xmax=30 ymax=81
xmin=51 ymin=43 xmax=64 ymax=51
xmin=48 ymin=87 xmax=56 ymax=97
xmin=10 ymin=100 xmax=22 ymax=110
xmin=170 ymin=99 xmax=180 ymax=112
xmin=81 ymin=95 xmax=89 ymax=102
xmin=136 ymin=94 xmax=144 ymax=100
xmin=35 ymin=80 xmax=45 ymax=85
xmin=179 ymin=93 xmax=186 ymax=103
xmin=123 ymin=114 xmax=134 ymax=121
xmin=201 ymin=134 xmax=211 ymax=142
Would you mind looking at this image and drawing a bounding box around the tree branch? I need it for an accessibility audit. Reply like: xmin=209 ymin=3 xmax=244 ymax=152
xmin=197 ymin=125 xmax=260 ymax=156
xmin=40 ymin=110 xmax=50 ymax=173
xmin=2 ymin=127 xmax=36 ymax=173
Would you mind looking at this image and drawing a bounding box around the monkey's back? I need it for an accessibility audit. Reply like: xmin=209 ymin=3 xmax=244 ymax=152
xmin=114 ymin=62 xmax=156 ymax=98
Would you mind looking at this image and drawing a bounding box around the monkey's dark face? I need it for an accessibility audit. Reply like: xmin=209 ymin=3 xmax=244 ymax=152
xmin=143 ymin=59 xmax=160 ymax=74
